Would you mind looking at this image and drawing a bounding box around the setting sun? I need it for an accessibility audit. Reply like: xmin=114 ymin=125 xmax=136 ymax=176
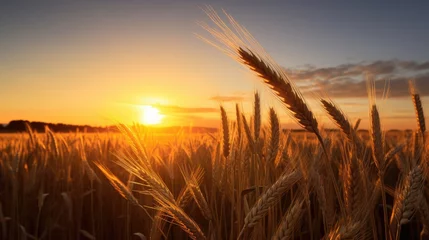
xmin=140 ymin=105 xmax=164 ymax=125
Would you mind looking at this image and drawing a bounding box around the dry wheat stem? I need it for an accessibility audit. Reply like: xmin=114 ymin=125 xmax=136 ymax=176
xmin=311 ymin=170 xmax=336 ymax=232
xmin=236 ymin=103 xmax=243 ymax=145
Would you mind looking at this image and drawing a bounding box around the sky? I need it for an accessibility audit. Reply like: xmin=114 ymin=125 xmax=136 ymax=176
xmin=1 ymin=0 xmax=428 ymax=129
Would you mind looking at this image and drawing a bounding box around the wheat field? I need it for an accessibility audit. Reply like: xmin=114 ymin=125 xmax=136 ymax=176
xmin=1 ymin=9 xmax=428 ymax=240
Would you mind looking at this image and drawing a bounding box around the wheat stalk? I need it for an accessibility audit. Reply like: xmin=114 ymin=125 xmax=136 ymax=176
xmin=353 ymin=118 xmax=361 ymax=131
xmin=236 ymin=103 xmax=243 ymax=145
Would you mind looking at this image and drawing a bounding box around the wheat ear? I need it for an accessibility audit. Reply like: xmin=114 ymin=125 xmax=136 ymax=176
xmin=390 ymin=165 xmax=424 ymax=238
xmin=370 ymin=104 xmax=385 ymax=171
xmin=95 ymin=163 xmax=140 ymax=207
xmin=150 ymin=186 xmax=192 ymax=240
xmin=272 ymin=196 xmax=304 ymax=240
xmin=238 ymin=169 xmax=302 ymax=239
xmin=321 ymin=99 xmax=356 ymax=142
xmin=242 ymin=114 xmax=255 ymax=150
xmin=220 ymin=106 xmax=230 ymax=158
xmin=181 ymin=167 xmax=212 ymax=220
xmin=239 ymin=48 xmax=319 ymax=135
xmin=409 ymin=80 xmax=426 ymax=135
xmin=268 ymin=108 xmax=280 ymax=164
xmin=161 ymin=203 xmax=207 ymax=240
xmin=343 ymin=155 xmax=363 ymax=218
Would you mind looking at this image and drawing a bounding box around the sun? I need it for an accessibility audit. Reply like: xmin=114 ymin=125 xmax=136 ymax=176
xmin=140 ymin=105 xmax=164 ymax=125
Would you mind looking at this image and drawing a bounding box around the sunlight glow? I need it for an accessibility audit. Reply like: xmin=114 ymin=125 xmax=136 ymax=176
xmin=140 ymin=105 xmax=164 ymax=125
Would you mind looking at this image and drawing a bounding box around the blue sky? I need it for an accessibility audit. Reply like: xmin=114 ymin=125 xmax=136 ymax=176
xmin=1 ymin=0 xmax=428 ymax=129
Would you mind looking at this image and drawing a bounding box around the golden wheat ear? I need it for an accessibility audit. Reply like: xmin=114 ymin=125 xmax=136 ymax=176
xmin=390 ymin=166 xmax=424 ymax=238
xmin=238 ymin=169 xmax=302 ymax=239
xmin=409 ymin=80 xmax=426 ymax=136
xmin=201 ymin=8 xmax=320 ymax=136
xmin=267 ymin=107 xmax=280 ymax=164
xmin=220 ymin=106 xmax=230 ymax=158
xmin=238 ymin=47 xmax=320 ymax=135
xmin=321 ymin=98 xmax=356 ymax=142
xmin=272 ymin=194 xmax=305 ymax=240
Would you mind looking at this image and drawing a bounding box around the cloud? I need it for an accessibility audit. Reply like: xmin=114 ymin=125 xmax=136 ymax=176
xmin=284 ymin=60 xmax=429 ymax=98
xmin=319 ymin=73 xmax=429 ymax=98
xmin=155 ymin=104 xmax=218 ymax=114
xmin=209 ymin=93 xmax=247 ymax=102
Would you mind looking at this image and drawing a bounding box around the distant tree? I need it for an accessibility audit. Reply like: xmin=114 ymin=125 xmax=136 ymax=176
xmin=6 ymin=120 xmax=29 ymax=132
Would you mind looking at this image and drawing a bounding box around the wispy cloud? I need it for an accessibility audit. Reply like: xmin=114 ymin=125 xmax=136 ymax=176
xmin=285 ymin=60 xmax=429 ymax=98
xmin=155 ymin=105 xmax=218 ymax=114
xmin=209 ymin=93 xmax=247 ymax=102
